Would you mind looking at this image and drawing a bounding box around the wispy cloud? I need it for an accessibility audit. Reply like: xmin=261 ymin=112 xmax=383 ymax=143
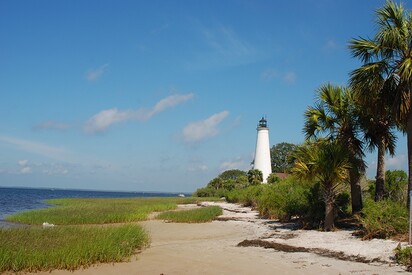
xmin=18 ymin=159 xmax=28 ymax=166
xmin=85 ymin=63 xmax=109 ymax=81
xmin=41 ymin=162 xmax=70 ymax=176
xmin=182 ymin=111 xmax=229 ymax=143
xmin=189 ymin=26 xmax=261 ymax=69
xmin=261 ymin=69 xmax=279 ymax=81
xmin=220 ymin=157 xmax=250 ymax=172
xmin=386 ymin=154 xmax=407 ymax=170
xmin=18 ymin=159 xmax=32 ymax=174
xmin=203 ymin=27 xmax=251 ymax=56
xmin=283 ymin=71 xmax=297 ymax=83
xmin=261 ymin=68 xmax=297 ymax=84
xmin=0 ymin=135 xmax=72 ymax=161
xmin=33 ymin=120 xmax=71 ymax=131
xmin=84 ymin=93 xmax=194 ymax=134
xmin=150 ymin=23 xmax=169 ymax=34
xmin=187 ymin=164 xmax=208 ymax=172
xmin=322 ymin=39 xmax=339 ymax=53
xmin=20 ymin=166 xmax=32 ymax=174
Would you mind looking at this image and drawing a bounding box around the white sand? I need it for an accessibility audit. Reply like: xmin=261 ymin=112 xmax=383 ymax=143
xmin=29 ymin=202 xmax=408 ymax=275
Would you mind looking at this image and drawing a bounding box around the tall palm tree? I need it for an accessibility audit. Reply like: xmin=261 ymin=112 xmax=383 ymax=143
xmin=349 ymin=69 xmax=397 ymax=201
xmin=304 ymin=83 xmax=365 ymax=213
xmin=348 ymin=1 xmax=412 ymax=206
xmin=291 ymin=140 xmax=350 ymax=231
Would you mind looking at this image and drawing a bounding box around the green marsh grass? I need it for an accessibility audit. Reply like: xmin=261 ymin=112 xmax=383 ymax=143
xmin=157 ymin=205 xmax=222 ymax=223
xmin=7 ymin=197 xmax=207 ymax=225
xmin=0 ymin=224 xmax=149 ymax=272
xmin=1 ymin=197 xmax=221 ymax=272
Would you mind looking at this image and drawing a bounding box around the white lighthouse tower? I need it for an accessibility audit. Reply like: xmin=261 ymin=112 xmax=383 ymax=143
xmin=253 ymin=117 xmax=272 ymax=183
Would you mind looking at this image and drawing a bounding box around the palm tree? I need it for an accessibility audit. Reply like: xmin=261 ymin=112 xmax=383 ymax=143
xmin=348 ymin=1 xmax=412 ymax=206
xmin=247 ymin=169 xmax=263 ymax=185
xmin=304 ymin=83 xmax=365 ymax=213
xmin=349 ymin=69 xmax=397 ymax=201
xmin=291 ymin=140 xmax=350 ymax=231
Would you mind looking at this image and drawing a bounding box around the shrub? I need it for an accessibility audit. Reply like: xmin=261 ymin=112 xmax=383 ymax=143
xmin=359 ymin=198 xmax=408 ymax=239
xmin=257 ymin=180 xmax=307 ymax=221
xmin=225 ymin=189 xmax=243 ymax=203
xmin=194 ymin=187 xmax=228 ymax=198
xmin=395 ymin=245 xmax=412 ymax=269
xmin=302 ymin=182 xmax=325 ymax=228
xmin=238 ymin=185 xmax=266 ymax=207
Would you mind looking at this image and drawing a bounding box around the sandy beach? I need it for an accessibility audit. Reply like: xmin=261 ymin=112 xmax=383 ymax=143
xmin=29 ymin=202 xmax=408 ymax=275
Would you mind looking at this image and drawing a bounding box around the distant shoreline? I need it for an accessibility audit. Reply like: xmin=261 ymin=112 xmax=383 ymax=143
xmin=0 ymin=186 xmax=192 ymax=196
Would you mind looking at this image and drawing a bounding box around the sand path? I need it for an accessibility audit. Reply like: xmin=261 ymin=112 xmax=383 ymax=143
xmin=30 ymin=202 xmax=408 ymax=275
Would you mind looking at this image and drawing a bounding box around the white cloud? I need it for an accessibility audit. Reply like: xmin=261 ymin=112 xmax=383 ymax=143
xmin=84 ymin=93 xmax=193 ymax=134
xmin=149 ymin=94 xmax=194 ymax=117
xmin=182 ymin=111 xmax=229 ymax=143
xmin=84 ymin=108 xmax=133 ymax=134
xmin=20 ymin=166 xmax=32 ymax=174
xmin=18 ymin=159 xmax=28 ymax=166
xmin=85 ymin=63 xmax=109 ymax=81
xmin=34 ymin=120 xmax=71 ymax=131
xmin=0 ymin=135 xmax=71 ymax=161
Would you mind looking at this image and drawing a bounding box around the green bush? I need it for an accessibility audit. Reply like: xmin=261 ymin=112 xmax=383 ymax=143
xmin=257 ymin=180 xmax=307 ymax=221
xmin=225 ymin=188 xmax=243 ymax=203
xmin=194 ymin=187 xmax=229 ymax=198
xmin=239 ymin=185 xmax=266 ymax=207
xmin=359 ymin=198 xmax=408 ymax=239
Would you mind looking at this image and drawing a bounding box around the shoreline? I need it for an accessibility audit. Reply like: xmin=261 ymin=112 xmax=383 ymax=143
xmin=25 ymin=201 xmax=408 ymax=275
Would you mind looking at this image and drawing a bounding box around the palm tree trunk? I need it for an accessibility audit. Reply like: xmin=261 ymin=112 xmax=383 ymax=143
xmin=407 ymin=108 xmax=412 ymax=208
xmin=349 ymin=169 xmax=363 ymax=213
xmin=324 ymin=186 xmax=335 ymax=231
xmin=375 ymin=135 xmax=386 ymax=201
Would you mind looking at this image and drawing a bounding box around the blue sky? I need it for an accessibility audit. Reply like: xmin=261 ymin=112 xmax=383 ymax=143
xmin=0 ymin=0 xmax=409 ymax=192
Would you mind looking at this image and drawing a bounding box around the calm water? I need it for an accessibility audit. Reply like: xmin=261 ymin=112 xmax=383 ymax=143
xmin=0 ymin=187 xmax=189 ymax=227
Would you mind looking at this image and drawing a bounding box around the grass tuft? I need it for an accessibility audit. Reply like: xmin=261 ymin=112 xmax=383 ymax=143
xmin=157 ymin=206 xmax=222 ymax=223
xmin=395 ymin=244 xmax=412 ymax=270
xmin=0 ymin=224 xmax=149 ymax=272
xmin=6 ymin=197 xmax=212 ymax=225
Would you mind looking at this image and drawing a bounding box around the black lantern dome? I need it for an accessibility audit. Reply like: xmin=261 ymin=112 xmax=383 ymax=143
xmin=258 ymin=117 xmax=267 ymax=128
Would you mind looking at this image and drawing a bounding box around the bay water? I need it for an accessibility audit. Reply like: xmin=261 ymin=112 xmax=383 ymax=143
xmin=0 ymin=187 xmax=189 ymax=228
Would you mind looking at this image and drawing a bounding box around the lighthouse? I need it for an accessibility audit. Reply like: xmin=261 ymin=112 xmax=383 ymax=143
xmin=253 ymin=117 xmax=272 ymax=183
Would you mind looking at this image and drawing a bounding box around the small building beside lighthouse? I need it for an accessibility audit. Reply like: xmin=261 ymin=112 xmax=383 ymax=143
xmin=253 ymin=117 xmax=272 ymax=183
